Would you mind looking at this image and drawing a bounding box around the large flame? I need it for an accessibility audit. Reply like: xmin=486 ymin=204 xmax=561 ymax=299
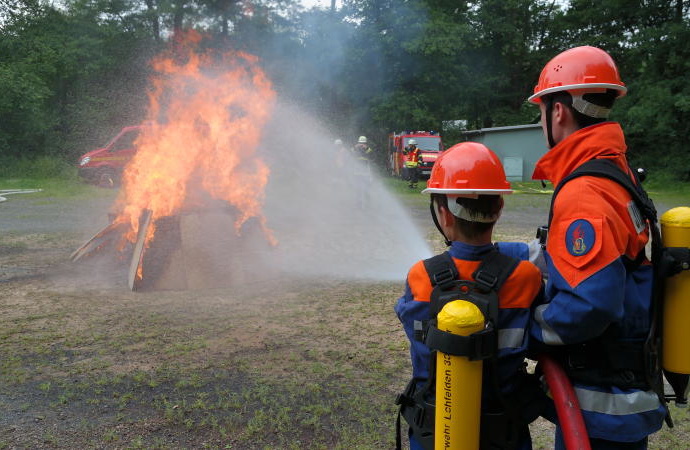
xmin=115 ymin=31 xmax=276 ymax=246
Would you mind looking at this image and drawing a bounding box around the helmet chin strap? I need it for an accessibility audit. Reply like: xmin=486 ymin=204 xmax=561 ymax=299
xmin=544 ymin=96 xmax=557 ymax=149
xmin=429 ymin=198 xmax=451 ymax=247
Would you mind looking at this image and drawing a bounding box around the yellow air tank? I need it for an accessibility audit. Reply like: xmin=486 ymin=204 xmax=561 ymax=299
xmin=435 ymin=300 xmax=484 ymax=450
xmin=661 ymin=206 xmax=690 ymax=374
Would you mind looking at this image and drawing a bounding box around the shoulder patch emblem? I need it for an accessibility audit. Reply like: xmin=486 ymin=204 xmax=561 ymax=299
xmin=565 ymin=219 xmax=595 ymax=257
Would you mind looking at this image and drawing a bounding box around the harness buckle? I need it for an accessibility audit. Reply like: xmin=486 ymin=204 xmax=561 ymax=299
xmin=536 ymin=226 xmax=549 ymax=248
xmin=620 ymin=370 xmax=636 ymax=384
xmin=567 ymin=353 xmax=587 ymax=370
xmin=474 ymin=270 xmax=498 ymax=291
xmin=413 ymin=404 xmax=429 ymax=428
xmin=432 ymin=268 xmax=455 ymax=287
xmin=413 ymin=320 xmax=426 ymax=342
xmin=468 ymin=328 xmax=496 ymax=361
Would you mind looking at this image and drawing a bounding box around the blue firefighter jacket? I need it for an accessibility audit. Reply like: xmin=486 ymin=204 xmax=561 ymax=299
xmin=529 ymin=122 xmax=666 ymax=442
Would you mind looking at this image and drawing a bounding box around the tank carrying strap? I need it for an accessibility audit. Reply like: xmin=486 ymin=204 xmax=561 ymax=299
xmin=395 ymin=378 xmax=434 ymax=450
xmin=565 ymin=340 xmax=646 ymax=372
xmin=561 ymin=340 xmax=649 ymax=389
xmin=660 ymin=247 xmax=690 ymax=277
xmin=425 ymin=325 xmax=496 ymax=361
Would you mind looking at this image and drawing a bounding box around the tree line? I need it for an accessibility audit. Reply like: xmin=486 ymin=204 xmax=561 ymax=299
xmin=1 ymin=0 xmax=688 ymax=179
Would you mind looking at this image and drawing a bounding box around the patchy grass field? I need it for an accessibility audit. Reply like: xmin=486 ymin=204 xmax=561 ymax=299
xmin=1 ymin=177 xmax=688 ymax=449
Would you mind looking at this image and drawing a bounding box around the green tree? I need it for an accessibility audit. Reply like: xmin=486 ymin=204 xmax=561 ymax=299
xmin=560 ymin=0 xmax=690 ymax=179
xmin=339 ymin=0 xmax=565 ymax=143
xmin=620 ymin=19 xmax=690 ymax=179
xmin=0 ymin=0 xmax=155 ymax=160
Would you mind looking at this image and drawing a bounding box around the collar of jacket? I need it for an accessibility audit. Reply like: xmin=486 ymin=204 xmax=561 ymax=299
xmin=532 ymin=121 xmax=628 ymax=186
xmin=448 ymin=241 xmax=495 ymax=261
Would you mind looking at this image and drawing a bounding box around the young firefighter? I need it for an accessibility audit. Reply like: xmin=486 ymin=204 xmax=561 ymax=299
xmin=526 ymin=46 xmax=666 ymax=449
xmin=395 ymin=142 xmax=544 ymax=450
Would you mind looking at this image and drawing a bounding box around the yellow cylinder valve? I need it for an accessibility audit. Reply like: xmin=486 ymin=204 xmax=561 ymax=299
xmin=435 ymin=300 xmax=485 ymax=450
xmin=661 ymin=207 xmax=690 ymax=374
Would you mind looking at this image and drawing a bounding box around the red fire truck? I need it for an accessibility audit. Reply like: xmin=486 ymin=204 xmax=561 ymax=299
xmin=77 ymin=125 xmax=142 ymax=187
xmin=387 ymin=131 xmax=443 ymax=178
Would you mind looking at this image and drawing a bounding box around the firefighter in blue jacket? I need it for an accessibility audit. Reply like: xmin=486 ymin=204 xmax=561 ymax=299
xmin=395 ymin=142 xmax=544 ymax=449
xmin=527 ymin=46 xmax=666 ymax=449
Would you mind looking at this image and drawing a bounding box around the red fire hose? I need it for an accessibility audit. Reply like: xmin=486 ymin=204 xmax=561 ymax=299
xmin=538 ymin=354 xmax=592 ymax=450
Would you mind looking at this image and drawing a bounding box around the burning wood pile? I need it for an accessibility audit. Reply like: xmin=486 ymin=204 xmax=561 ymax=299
xmin=71 ymin=32 xmax=277 ymax=291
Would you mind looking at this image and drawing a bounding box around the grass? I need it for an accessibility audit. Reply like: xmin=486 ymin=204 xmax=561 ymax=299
xmin=384 ymin=174 xmax=689 ymax=212
xmin=2 ymin=267 xmax=685 ymax=449
xmin=642 ymin=172 xmax=690 ymax=208
xmin=0 ymin=176 xmax=114 ymax=199
xmin=0 ymin=155 xmax=115 ymax=198
xmin=0 ymin=154 xmax=77 ymax=178
xmin=0 ymin=168 xmax=689 ymax=448
xmin=3 ymin=157 xmax=686 ymax=205
xmin=0 ymin=275 xmax=407 ymax=448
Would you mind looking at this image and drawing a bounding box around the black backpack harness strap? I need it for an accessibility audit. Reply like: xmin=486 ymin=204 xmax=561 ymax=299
xmin=548 ymin=158 xmax=657 ymax=229
xmin=422 ymin=251 xmax=519 ymax=361
xmin=396 ymin=249 xmax=521 ymax=450
xmin=424 ymin=251 xmax=458 ymax=290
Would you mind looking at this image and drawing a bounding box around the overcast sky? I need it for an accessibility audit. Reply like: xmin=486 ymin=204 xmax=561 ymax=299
xmin=300 ymin=0 xmax=570 ymax=10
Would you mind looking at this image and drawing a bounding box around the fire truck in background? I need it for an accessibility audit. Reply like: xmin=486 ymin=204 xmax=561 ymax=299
xmin=388 ymin=131 xmax=443 ymax=178
xmin=77 ymin=125 xmax=143 ymax=188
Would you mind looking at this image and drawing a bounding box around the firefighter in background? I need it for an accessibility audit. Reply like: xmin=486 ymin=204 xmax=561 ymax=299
xmin=352 ymin=135 xmax=374 ymax=208
xmin=527 ymin=46 xmax=666 ymax=449
xmin=353 ymin=135 xmax=374 ymax=162
xmin=334 ymin=138 xmax=347 ymax=169
xmin=395 ymin=142 xmax=544 ymax=449
xmin=403 ymin=139 xmax=422 ymax=189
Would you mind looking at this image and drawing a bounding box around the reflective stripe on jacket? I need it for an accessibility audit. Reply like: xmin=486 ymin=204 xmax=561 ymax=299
xmin=530 ymin=122 xmax=665 ymax=441
xmin=404 ymin=147 xmax=420 ymax=168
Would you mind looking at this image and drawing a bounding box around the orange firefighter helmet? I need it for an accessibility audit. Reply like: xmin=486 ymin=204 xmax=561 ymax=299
xmin=422 ymin=142 xmax=512 ymax=197
xmin=528 ymin=45 xmax=626 ymax=104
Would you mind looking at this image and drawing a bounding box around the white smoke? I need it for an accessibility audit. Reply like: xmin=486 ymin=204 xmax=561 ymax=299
xmin=257 ymin=101 xmax=432 ymax=281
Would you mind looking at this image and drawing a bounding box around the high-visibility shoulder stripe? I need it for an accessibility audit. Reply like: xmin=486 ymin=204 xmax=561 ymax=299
xmin=407 ymin=257 xmax=541 ymax=309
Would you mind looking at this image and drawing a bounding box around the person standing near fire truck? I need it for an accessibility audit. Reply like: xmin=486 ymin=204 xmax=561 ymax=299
xmin=527 ymin=46 xmax=666 ymax=449
xmin=403 ymin=139 xmax=422 ymax=189
xmin=353 ymin=135 xmax=374 ymax=163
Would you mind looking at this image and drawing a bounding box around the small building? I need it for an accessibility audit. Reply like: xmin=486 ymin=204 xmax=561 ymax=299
xmin=461 ymin=124 xmax=548 ymax=181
